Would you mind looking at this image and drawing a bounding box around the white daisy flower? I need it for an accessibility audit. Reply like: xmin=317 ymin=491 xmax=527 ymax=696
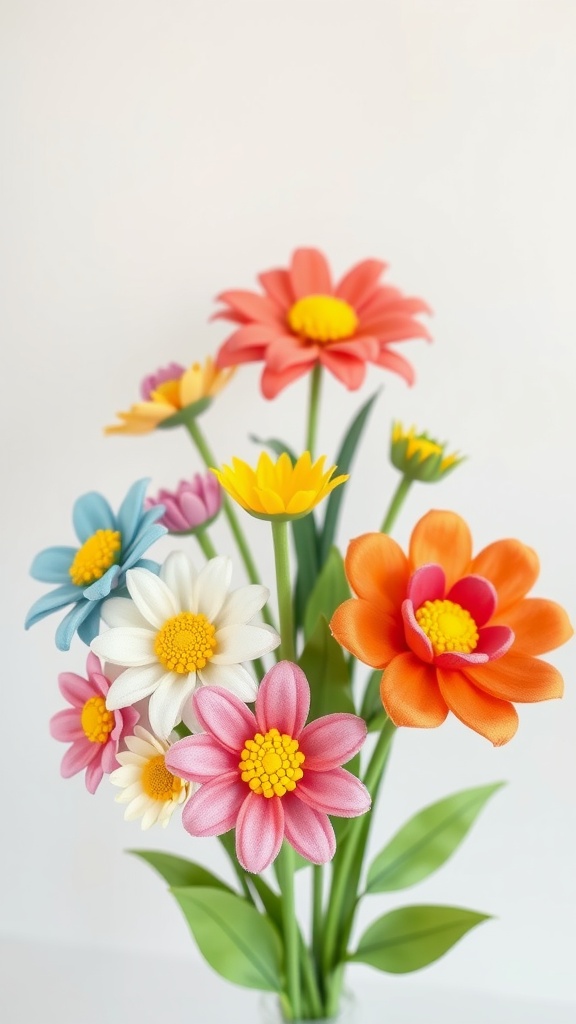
xmin=110 ymin=726 xmax=190 ymax=829
xmin=91 ymin=551 xmax=280 ymax=738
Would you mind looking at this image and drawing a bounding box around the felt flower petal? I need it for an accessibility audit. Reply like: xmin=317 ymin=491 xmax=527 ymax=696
xmin=91 ymin=627 xmax=156 ymax=667
xmin=330 ymin=598 xmax=403 ymax=668
xmin=290 ymin=247 xmax=332 ymax=297
xmin=235 ymin=792 xmax=284 ymax=873
xmin=335 ymin=258 xmax=387 ymax=308
xmin=436 ymin=668 xmax=518 ymax=746
xmin=494 ymin=598 xmax=574 ymax=655
xmin=182 ymin=773 xmax=245 ymax=837
xmin=211 ymin=623 xmax=280 ymax=663
xmin=409 ymin=511 xmax=473 ymax=589
xmin=61 ymin=739 xmax=101 ymax=777
xmin=29 ymin=546 xmax=77 ymax=583
xmin=193 ymin=686 xmax=257 ymax=751
xmin=447 ymin=575 xmax=497 ymax=627
xmin=126 ymin=568 xmax=179 ymax=628
xmin=194 ymin=556 xmax=233 ymax=621
xmin=49 ymin=709 xmax=85 ymax=742
xmin=470 ymin=539 xmax=539 ymax=612
xmin=299 ymin=714 xmax=367 ymax=771
xmin=283 ymin=795 xmax=336 ymax=864
xmin=105 ymin=662 xmax=167 ymax=710
xmin=296 ymin=767 xmax=371 ymax=818
xmin=197 ymin=661 xmax=258 ymax=701
xmin=215 ymin=584 xmax=270 ymax=627
xmin=160 ymin=550 xmax=197 ymax=610
xmin=166 ymin=734 xmax=238 ymax=781
xmin=255 ymin=661 xmax=310 ymax=737
xmin=344 ymin=532 xmax=409 ymax=613
xmin=73 ymin=491 xmax=115 ymax=542
xmin=148 ymin=674 xmax=196 ymax=739
xmin=380 ymin=652 xmax=448 ymax=728
xmin=463 ymin=653 xmax=564 ymax=703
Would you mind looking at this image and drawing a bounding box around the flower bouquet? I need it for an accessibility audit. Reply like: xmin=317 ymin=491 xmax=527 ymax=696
xmin=26 ymin=248 xmax=572 ymax=1023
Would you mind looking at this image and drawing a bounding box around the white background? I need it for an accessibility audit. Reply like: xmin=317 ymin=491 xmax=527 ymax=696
xmin=2 ymin=0 xmax=576 ymax=1018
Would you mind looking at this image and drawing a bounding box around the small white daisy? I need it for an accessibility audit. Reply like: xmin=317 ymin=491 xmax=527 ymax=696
xmin=110 ymin=726 xmax=190 ymax=829
xmin=91 ymin=551 xmax=280 ymax=738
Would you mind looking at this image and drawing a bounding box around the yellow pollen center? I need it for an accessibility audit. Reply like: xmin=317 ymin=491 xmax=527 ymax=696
xmin=81 ymin=696 xmax=115 ymax=743
xmin=141 ymin=754 xmax=184 ymax=802
xmin=239 ymin=728 xmax=305 ymax=799
xmin=415 ymin=599 xmax=479 ymax=656
xmin=69 ymin=529 xmax=122 ymax=586
xmin=154 ymin=612 xmax=217 ymax=673
xmin=287 ymin=295 xmax=358 ymax=344
xmin=151 ymin=379 xmax=182 ymax=407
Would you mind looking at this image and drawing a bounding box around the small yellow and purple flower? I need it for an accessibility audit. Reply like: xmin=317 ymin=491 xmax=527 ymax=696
xmin=50 ymin=653 xmax=139 ymax=793
xmin=166 ymin=661 xmax=370 ymax=873
xmin=105 ymin=357 xmax=235 ymax=435
xmin=390 ymin=422 xmax=463 ymax=483
xmin=145 ymin=473 xmax=222 ymax=534
xmin=25 ymin=479 xmax=166 ymax=651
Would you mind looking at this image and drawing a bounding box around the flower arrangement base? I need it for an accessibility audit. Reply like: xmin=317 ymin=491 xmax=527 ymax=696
xmin=260 ymin=992 xmax=355 ymax=1024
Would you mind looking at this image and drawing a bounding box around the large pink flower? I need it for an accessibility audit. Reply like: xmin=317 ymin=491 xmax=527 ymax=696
xmin=166 ymin=661 xmax=370 ymax=873
xmin=214 ymin=247 xmax=431 ymax=398
xmin=50 ymin=653 xmax=139 ymax=793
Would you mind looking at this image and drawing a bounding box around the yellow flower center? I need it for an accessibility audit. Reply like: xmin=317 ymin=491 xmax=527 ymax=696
xmin=287 ymin=295 xmax=358 ymax=343
xmin=151 ymin=379 xmax=182 ymax=407
xmin=154 ymin=612 xmax=217 ymax=673
xmin=69 ymin=529 xmax=122 ymax=586
xmin=141 ymin=754 xmax=184 ymax=802
xmin=239 ymin=727 xmax=305 ymax=798
xmin=81 ymin=696 xmax=115 ymax=743
xmin=415 ymin=599 xmax=479 ymax=656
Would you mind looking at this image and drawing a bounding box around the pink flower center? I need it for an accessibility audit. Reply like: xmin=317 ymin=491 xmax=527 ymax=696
xmin=287 ymin=294 xmax=358 ymax=343
xmin=154 ymin=612 xmax=217 ymax=673
xmin=69 ymin=529 xmax=121 ymax=586
xmin=81 ymin=696 xmax=114 ymax=744
xmin=415 ymin=598 xmax=479 ymax=656
xmin=239 ymin=727 xmax=305 ymax=798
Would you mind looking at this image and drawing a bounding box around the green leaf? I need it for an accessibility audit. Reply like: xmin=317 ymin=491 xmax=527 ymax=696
xmin=298 ymin=615 xmax=354 ymax=722
xmin=171 ymin=886 xmax=283 ymax=991
xmin=350 ymin=904 xmax=490 ymax=973
xmin=303 ymin=547 xmax=350 ymax=642
xmin=319 ymin=389 xmax=381 ymax=564
xmin=129 ymin=850 xmax=234 ymax=892
xmin=365 ymin=782 xmax=505 ymax=894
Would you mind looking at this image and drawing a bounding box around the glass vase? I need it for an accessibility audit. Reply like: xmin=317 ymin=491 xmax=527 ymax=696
xmin=260 ymin=991 xmax=356 ymax=1024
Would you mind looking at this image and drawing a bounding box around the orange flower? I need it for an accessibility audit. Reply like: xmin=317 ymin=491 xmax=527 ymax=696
xmin=330 ymin=511 xmax=573 ymax=745
xmin=213 ymin=247 xmax=431 ymax=398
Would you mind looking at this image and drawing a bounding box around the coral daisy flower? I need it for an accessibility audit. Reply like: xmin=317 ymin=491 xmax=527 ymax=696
xmin=105 ymin=357 xmax=235 ymax=435
xmin=214 ymin=247 xmax=431 ymax=398
xmin=145 ymin=472 xmax=223 ymax=534
xmin=165 ymin=661 xmax=370 ymax=873
xmin=330 ymin=511 xmax=573 ymax=746
xmin=212 ymin=451 xmax=348 ymax=521
xmin=110 ymin=726 xmax=190 ymax=830
xmin=91 ymin=551 xmax=280 ymax=739
xmin=49 ymin=653 xmax=139 ymax=793
xmin=25 ymin=479 xmax=166 ymax=651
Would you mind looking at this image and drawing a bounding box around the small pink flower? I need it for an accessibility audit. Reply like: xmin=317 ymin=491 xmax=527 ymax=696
xmin=145 ymin=473 xmax=222 ymax=534
xmin=166 ymin=661 xmax=370 ymax=873
xmin=50 ymin=653 xmax=139 ymax=794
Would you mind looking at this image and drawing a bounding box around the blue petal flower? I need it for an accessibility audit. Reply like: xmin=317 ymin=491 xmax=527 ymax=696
xmin=25 ymin=479 xmax=167 ymax=650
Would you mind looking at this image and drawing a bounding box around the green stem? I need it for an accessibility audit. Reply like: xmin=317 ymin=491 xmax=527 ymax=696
xmin=182 ymin=416 xmax=275 ymax=627
xmin=322 ymin=720 xmax=396 ymax=991
xmin=217 ymin=834 xmax=254 ymax=902
xmin=380 ymin=475 xmax=413 ymax=534
xmin=271 ymin=520 xmax=296 ymax=661
xmin=305 ymin=364 xmax=322 ymax=459
xmin=312 ymin=865 xmax=324 ymax=998
xmin=276 ymin=842 xmax=301 ymax=1020
xmin=195 ymin=528 xmax=218 ymax=560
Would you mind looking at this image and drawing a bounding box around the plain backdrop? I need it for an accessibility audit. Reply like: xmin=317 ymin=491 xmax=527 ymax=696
xmin=2 ymin=0 xmax=576 ymax=1016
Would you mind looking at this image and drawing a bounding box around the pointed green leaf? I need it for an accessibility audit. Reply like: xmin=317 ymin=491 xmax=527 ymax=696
xmin=350 ymin=904 xmax=490 ymax=973
xmin=129 ymin=850 xmax=234 ymax=892
xmin=319 ymin=389 xmax=381 ymax=564
xmin=171 ymin=886 xmax=283 ymax=991
xmin=365 ymin=783 xmax=505 ymax=894
xmin=303 ymin=546 xmax=350 ymax=642
xmin=298 ymin=615 xmax=354 ymax=721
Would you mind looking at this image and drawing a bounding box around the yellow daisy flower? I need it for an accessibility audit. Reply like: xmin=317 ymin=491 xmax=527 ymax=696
xmin=390 ymin=421 xmax=463 ymax=483
xmin=212 ymin=451 xmax=348 ymax=521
